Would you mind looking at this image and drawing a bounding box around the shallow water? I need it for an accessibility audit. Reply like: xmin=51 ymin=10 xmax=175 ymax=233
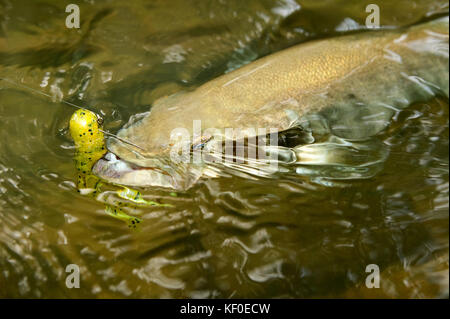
xmin=0 ymin=0 xmax=448 ymax=298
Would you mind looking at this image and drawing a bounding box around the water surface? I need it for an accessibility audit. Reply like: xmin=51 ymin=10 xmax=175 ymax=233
xmin=0 ymin=0 xmax=448 ymax=298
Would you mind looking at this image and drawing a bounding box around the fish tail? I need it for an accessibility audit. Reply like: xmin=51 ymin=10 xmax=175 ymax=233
xmin=105 ymin=205 xmax=142 ymax=230
xmin=117 ymin=187 xmax=173 ymax=207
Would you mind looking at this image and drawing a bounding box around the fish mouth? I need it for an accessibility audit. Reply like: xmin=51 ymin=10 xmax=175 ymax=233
xmin=92 ymin=152 xmax=201 ymax=190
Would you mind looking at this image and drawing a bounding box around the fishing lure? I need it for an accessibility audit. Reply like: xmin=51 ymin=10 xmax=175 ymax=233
xmin=0 ymin=78 xmax=172 ymax=229
xmin=69 ymin=108 xmax=171 ymax=230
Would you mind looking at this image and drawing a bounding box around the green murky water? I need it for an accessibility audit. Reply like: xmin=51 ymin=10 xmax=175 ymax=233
xmin=0 ymin=0 xmax=448 ymax=298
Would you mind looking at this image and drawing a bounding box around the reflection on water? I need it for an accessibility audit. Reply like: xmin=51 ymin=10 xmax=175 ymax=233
xmin=0 ymin=0 xmax=448 ymax=298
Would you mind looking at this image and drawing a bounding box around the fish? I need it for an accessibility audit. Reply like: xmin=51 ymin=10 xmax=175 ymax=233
xmin=91 ymin=16 xmax=449 ymax=190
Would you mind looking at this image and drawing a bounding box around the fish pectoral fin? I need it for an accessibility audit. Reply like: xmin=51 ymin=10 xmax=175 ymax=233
xmin=105 ymin=205 xmax=142 ymax=230
xmin=276 ymin=126 xmax=315 ymax=148
xmin=117 ymin=187 xmax=173 ymax=207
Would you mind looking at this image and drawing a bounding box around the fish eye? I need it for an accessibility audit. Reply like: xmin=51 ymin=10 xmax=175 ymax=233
xmin=97 ymin=117 xmax=104 ymax=125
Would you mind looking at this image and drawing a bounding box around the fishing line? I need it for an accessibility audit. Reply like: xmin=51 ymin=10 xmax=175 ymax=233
xmin=0 ymin=77 xmax=85 ymax=110
xmin=0 ymin=77 xmax=148 ymax=152
xmin=100 ymin=130 xmax=147 ymax=152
